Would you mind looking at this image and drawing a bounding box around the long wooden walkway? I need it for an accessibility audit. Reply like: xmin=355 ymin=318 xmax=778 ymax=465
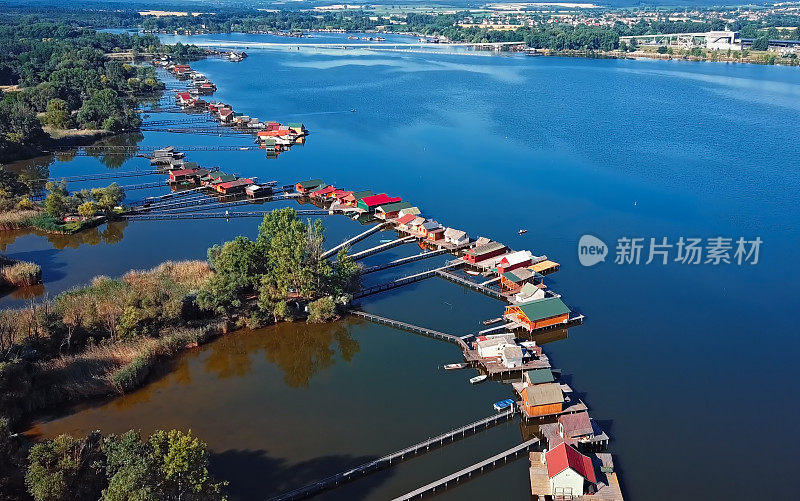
xmin=362 ymin=247 xmax=454 ymax=274
xmin=352 ymin=261 xmax=462 ymax=299
xmin=435 ymin=269 xmax=505 ymax=301
xmin=349 ymin=235 xmax=417 ymax=261
xmin=321 ymin=222 xmax=388 ymax=259
xmin=267 ymin=408 xmax=516 ymax=501
xmin=124 ymin=209 xmax=333 ymax=221
xmin=392 ymin=438 xmax=540 ymax=500
xmin=347 ymin=310 xmax=468 ymax=349
xmin=129 ymin=193 xmax=296 ymax=214
xmin=37 ymin=169 xmax=161 ymax=183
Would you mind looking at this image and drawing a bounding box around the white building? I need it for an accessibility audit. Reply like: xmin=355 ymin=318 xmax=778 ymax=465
xmin=501 ymin=345 xmax=523 ymax=368
xmin=444 ymin=227 xmax=469 ymax=245
xmin=546 ymin=443 xmax=597 ymax=498
xmin=515 ymin=282 xmax=546 ymax=303
xmin=475 ymin=333 xmax=515 ymax=358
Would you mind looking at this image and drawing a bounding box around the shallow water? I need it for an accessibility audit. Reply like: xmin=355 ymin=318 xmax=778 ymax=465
xmin=16 ymin=32 xmax=800 ymax=500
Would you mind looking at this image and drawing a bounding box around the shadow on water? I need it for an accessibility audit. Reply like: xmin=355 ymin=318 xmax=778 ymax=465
xmin=210 ymin=450 xmax=387 ymax=501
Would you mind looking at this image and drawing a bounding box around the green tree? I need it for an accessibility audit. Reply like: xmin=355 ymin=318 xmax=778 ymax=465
xmin=42 ymin=99 xmax=73 ymax=129
xmin=307 ymin=296 xmax=337 ymax=323
xmin=751 ymin=36 xmax=769 ymax=51
xmin=77 ymin=201 xmax=98 ymax=218
xmin=25 ymin=432 xmax=106 ymax=501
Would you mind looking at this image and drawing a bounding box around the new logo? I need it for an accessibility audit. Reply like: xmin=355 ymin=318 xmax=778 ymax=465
xmin=578 ymin=235 xmax=607 ymax=267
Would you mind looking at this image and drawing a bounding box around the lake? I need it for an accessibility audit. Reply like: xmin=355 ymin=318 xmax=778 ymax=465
xmin=15 ymin=32 xmax=800 ymax=500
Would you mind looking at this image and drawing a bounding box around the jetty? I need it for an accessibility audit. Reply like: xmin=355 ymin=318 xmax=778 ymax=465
xmin=348 ymin=235 xmax=417 ymax=260
xmin=348 ymin=310 xmax=468 ymax=349
xmin=362 ymin=247 xmax=455 ymax=274
xmin=267 ymin=408 xmax=517 ymax=501
xmin=352 ymin=261 xmax=463 ymax=299
xmin=393 ymin=437 xmax=541 ymax=500
xmin=320 ymin=222 xmax=388 ymax=259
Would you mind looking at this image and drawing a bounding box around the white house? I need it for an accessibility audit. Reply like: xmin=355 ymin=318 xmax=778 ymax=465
xmin=515 ymin=282 xmax=546 ymax=303
xmin=398 ymin=206 xmax=421 ymax=217
xmin=444 ymin=227 xmax=469 ymax=245
xmin=501 ymin=345 xmax=523 ymax=368
xmin=546 ymin=443 xmax=597 ymax=498
xmin=475 ymin=333 xmax=515 ymax=358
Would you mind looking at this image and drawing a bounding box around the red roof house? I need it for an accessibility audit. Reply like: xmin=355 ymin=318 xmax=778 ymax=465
xmin=169 ymin=169 xmax=198 ymax=182
xmin=215 ymin=178 xmax=253 ymax=194
xmin=311 ymin=186 xmax=336 ymax=198
xmin=546 ymin=443 xmax=596 ymax=497
xmin=358 ymin=194 xmax=401 ymax=211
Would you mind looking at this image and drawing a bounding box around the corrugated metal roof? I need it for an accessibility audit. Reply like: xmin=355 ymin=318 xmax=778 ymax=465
xmin=467 ymin=241 xmax=506 ymax=256
xmin=297 ymin=179 xmax=324 ymax=189
xmin=376 ymin=201 xmax=412 ymax=213
xmin=525 ymin=382 xmax=564 ymax=406
xmin=516 ymin=297 xmax=570 ymax=321
xmin=524 ymin=368 xmax=554 ymax=385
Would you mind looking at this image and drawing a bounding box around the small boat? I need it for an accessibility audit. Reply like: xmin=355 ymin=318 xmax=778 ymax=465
xmin=350 ymin=109 xmax=357 ymax=113
xmin=493 ymin=399 xmax=515 ymax=411
xmin=444 ymin=363 xmax=468 ymax=370
xmin=465 ymin=270 xmax=480 ymax=276
xmin=469 ymin=375 xmax=488 ymax=384
xmin=379 ymin=239 xmax=393 ymax=243
xmin=518 ymin=229 xmax=528 ymax=235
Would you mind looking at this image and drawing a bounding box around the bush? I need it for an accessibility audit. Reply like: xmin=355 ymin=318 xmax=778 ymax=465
xmin=0 ymin=209 xmax=41 ymax=230
xmin=273 ymin=300 xmax=292 ymax=321
xmin=1 ymin=261 xmax=42 ymax=287
xmin=307 ymin=296 xmax=338 ymax=323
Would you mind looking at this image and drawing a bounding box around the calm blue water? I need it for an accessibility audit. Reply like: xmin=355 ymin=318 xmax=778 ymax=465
xmin=15 ymin=33 xmax=800 ymax=500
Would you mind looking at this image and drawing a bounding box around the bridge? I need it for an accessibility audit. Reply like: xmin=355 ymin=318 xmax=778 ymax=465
xmin=619 ymin=30 xmax=742 ymax=49
xmin=266 ymin=408 xmax=516 ymax=501
xmin=392 ymin=437 xmax=540 ymax=500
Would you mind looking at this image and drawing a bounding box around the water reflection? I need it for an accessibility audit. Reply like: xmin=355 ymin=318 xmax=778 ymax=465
xmin=85 ymin=133 xmax=144 ymax=168
xmin=207 ymin=321 xmax=361 ymax=388
xmin=0 ymin=220 xmax=130 ymax=251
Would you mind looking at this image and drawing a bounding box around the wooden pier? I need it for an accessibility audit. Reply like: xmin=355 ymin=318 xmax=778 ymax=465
xmin=124 ymin=210 xmax=335 ymax=221
xmin=347 ymin=310 xmax=469 ymax=350
xmin=352 ymin=261 xmax=463 ymax=299
xmin=348 ymin=235 xmax=417 ymax=261
xmin=362 ymin=247 xmax=454 ymax=274
xmin=37 ymin=169 xmax=162 ymax=183
xmin=392 ymin=438 xmax=541 ymax=500
xmin=435 ymin=269 xmax=505 ymax=301
xmin=320 ymin=222 xmax=388 ymax=259
xmin=266 ymin=408 xmax=517 ymax=501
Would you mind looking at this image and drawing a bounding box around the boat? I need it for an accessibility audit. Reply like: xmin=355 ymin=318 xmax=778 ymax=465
xmin=469 ymin=375 xmax=488 ymax=384
xmin=379 ymin=239 xmax=393 ymax=243
xmin=444 ymin=363 xmax=468 ymax=370
xmin=493 ymin=398 xmax=515 ymax=411
xmin=518 ymin=229 xmax=528 ymax=235
xmin=465 ymin=270 xmax=480 ymax=276
xmin=350 ymin=109 xmax=357 ymax=113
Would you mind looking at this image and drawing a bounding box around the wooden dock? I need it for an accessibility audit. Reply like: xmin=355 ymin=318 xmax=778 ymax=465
xmin=392 ymin=438 xmax=541 ymax=500
xmin=348 ymin=235 xmax=416 ymax=261
xmin=435 ymin=269 xmax=505 ymax=301
xmin=352 ymin=261 xmax=463 ymax=299
xmin=124 ymin=210 xmax=335 ymax=221
xmin=266 ymin=408 xmax=517 ymax=501
xmin=347 ymin=310 xmax=469 ymax=350
xmin=361 ymin=247 xmax=453 ymax=274
xmin=320 ymin=222 xmax=389 ymax=259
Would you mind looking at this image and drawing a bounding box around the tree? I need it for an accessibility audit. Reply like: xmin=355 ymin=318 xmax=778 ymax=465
xmin=751 ymin=36 xmax=769 ymax=51
xmin=0 ymin=169 xmax=30 ymax=200
xmin=77 ymin=201 xmax=98 ymax=218
xmin=196 ymin=236 xmax=263 ymax=315
xmin=25 ymin=432 xmax=106 ymax=501
xmin=307 ymin=296 xmax=337 ymax=323
xmin=657 ymin=45 xmax=668 ymax=54
xmin=42 ymin=99 xmax=73 ymax=129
